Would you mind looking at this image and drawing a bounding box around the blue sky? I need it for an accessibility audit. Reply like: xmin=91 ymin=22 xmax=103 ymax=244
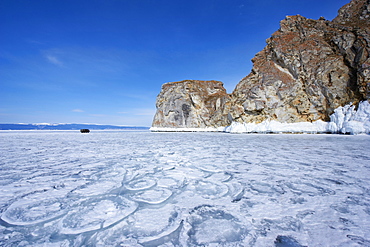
xmin=0 ymin=0 xmax=350 ymax=126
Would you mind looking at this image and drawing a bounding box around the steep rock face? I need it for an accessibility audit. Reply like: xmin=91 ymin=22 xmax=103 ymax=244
xmin=152 ymin=0 xmax=369 ymax=128
xmin=333 ymin=0 xmax=370 ymax=100
xmin=152 ymin=80 xmax=231 ymax=128
xmin=230 ymin=0 xmax=370 ymax=124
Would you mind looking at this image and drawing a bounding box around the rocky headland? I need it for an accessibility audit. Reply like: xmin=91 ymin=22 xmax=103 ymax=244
xmin=152 ymin=80 xmax=231 ymax=128
xmin=151 ymin=0 xmax=370 ymax=134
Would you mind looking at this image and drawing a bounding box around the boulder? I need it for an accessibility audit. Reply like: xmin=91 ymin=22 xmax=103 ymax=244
xmin=152 ymin=80 xmax=231 ymax=128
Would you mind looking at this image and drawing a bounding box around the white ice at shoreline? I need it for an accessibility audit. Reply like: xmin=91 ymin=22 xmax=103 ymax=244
xmin=328 ymin=100 xmax=370 ymax=134
xmin=149 ymin=127 xmax=223 ymax=132
xmin=224 ymin=119 xmax=330 ymax=134
xmin=151 ymin=101 xmax=370 ymax=135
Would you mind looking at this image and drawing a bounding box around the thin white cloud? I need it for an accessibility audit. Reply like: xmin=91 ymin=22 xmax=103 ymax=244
xmin=46 ymin=55 xmax=63 ymax=66
xmin=72 ymin=109 xmax=84 ymax=112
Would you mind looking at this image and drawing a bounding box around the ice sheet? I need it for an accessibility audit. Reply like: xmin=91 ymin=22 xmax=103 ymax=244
xmin=0 ymin=131 xmax=369 ymax=246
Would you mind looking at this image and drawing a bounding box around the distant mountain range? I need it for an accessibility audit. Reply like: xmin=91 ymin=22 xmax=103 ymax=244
xmin=0 ymin=123 xmax=149 ymax=130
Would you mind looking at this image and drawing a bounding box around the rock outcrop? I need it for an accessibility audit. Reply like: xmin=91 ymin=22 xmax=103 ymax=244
xmin=230 ymin=0 xmax=370 ymax=124
xmin=152 ymin=0 xmax=370 ymax=129
xmin=152 ymin=80 xmax=231 ymax=128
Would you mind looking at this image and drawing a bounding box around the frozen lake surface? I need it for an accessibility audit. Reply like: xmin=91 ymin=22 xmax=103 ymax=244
xmin=0 ymin=131 xmax=369 ymax=246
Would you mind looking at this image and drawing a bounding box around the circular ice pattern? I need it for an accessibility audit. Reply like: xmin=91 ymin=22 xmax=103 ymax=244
xmin=60 ymin=195 xmax=137 ymax=234
xmin=124 ymin=179 xmax=157 ymax=191
xmin=129 ymin=187 xmax=173 ymax=204
xmin=193 ymin=180 xmax=229 ymax=199
xmin=186 ymin=205 xmax=247 ymax=245
xmin=1 ymin=193 xmax=68 ymax=226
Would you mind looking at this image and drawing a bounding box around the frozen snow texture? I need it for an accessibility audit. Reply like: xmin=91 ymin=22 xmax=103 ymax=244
xmin=0 ymin=131 xmax=369 ymax=246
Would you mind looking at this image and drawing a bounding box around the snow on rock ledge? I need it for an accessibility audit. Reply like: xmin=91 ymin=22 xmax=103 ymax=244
xmin=225 ymin=101 xmax=370 ymax=135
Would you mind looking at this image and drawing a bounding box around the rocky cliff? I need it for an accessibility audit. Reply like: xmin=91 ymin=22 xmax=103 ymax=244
xmin=152 ymin=0 xmax=370 ymax=129
xmin=152 ymin=80 xmax=231 ymax=128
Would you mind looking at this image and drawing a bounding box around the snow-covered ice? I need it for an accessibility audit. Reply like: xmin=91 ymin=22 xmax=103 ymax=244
xmin=0 ymin=130 xmax=369 ymax=246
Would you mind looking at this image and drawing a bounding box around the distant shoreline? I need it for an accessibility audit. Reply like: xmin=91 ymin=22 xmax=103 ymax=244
xmin=0 ymin=123 xmax=149 ymax=131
